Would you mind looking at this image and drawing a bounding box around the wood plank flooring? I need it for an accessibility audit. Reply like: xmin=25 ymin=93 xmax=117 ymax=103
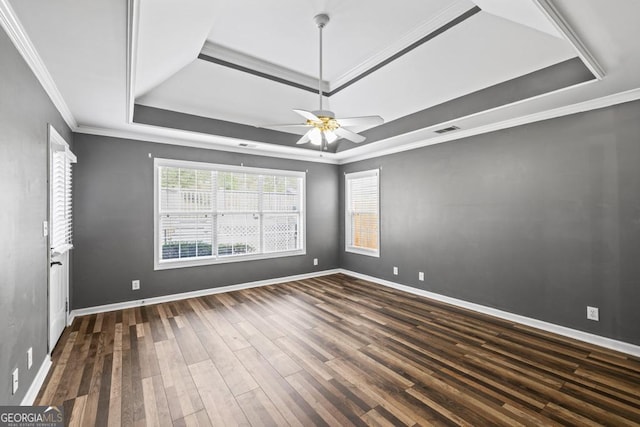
xmin=37 ymin=273 xmax=640 ymax=426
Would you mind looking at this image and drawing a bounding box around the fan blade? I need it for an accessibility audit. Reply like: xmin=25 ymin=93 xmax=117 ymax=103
xmin=293 ymin=109 xmax=321 ymax=122
xmin=308 ymin=128 xmax=322 ymax=146
xmin=336 ymin=115 xmax=383 ymax=128
xmin=335 ymin=127 xmax=366 ymax=143
xmin=296 ymin=130 xmax=312 ymax=145
xmin=261 ymin=124 xmax=311 ymax=135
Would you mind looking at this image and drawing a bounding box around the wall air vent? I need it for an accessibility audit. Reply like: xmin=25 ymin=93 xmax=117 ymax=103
xmin=434 ymin=125 xmax=460 ymax=134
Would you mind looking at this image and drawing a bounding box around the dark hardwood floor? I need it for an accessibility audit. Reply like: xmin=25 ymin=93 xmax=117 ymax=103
xmin=37 ymin=273 xmax=640 ymax=426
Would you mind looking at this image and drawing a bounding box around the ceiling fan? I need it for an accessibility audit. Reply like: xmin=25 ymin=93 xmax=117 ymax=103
xmin=263 ymin=13 xmax=384 ymax=150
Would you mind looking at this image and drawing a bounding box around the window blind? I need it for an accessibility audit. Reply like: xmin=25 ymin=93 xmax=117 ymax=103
xmin=345 ymin=169 xmax=379 ymax=256
xmin=155 ymin=159 xmax=305 ymax=269
xmin=50 ymin=137 xmax=76 ymax=255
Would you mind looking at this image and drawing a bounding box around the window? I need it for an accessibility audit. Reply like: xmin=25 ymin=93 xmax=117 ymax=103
xmin=345 ymin=169 xmax=379 ymax=257
xmin=154 ymin=158 xmax=305 ymax=269
xmin=50 ymin=125 xmax=76 ymax=255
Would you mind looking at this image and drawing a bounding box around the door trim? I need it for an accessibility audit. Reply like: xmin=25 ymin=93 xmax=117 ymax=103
xmin=47 ymin=124 xmax=72 ymax=353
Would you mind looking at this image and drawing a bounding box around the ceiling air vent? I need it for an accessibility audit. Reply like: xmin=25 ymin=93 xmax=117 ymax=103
xmin=434 ymin=125 xmax=460 ymax=134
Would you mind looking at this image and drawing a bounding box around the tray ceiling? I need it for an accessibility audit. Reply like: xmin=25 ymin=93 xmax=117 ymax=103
xmin=5 ymin=0 xmax=640 ymax=162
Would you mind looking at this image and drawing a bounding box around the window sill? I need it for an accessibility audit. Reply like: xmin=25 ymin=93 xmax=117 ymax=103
xmin=154 ymin=249 xmax=306 ymax=270
xmin=345 ymin=246 xmax=379 ymax=258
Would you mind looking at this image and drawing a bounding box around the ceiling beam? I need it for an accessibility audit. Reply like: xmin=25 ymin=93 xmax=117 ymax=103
xmin=532 ymin=0 xmax=605 ymax=79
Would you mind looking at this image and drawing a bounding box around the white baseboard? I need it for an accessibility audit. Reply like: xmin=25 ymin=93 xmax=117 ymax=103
xmin=69 ymin=269 xmax=341 ymax=323
xmin=339 ymin=269 xmax=640 ymax=358
xmin=21 ymin=355 xmax=52 ymax=406
xmin=67 ymin=267 xmax=640 ymax=358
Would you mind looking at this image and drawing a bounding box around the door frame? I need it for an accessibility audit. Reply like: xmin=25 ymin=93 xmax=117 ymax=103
xmin=47 ymin=124 xmax=73 ymax=353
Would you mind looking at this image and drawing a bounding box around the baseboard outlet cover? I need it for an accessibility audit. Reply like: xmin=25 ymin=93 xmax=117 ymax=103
xmin=339 ymin=269 xmax=640 ymax=358
xmin=69 ymin=269 xmax=341 ymax=323
xmin=20 ymin=355 xmax=52 ymax=406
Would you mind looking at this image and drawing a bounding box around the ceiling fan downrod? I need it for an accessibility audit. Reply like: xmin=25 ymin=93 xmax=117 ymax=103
xmin=259 ymin=13 xmax=381 ymax=150
xmin=314 ymin=13 xmax=329 ymax=112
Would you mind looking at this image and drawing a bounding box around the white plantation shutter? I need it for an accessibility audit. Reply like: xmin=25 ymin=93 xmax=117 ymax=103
xmin=50 ymin=133 xmax=76 ymax=255
xmin=345 ymin=169 xmax=379 ymax=257
xmin=155 ymin=159 xmax=305 ymax=269
xmin=262 ymin=175 xmax=301 ymax=254
xmin=159 ymin=167 xmax=216 ymax=259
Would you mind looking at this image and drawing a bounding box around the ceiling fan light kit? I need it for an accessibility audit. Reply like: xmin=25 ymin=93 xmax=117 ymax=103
xmin=263 ymin=13 xmax=384 ymax=150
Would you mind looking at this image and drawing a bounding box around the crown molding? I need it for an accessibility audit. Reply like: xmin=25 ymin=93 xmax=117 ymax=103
xmin=2 ymin=0 xmax=627 ymax=166
xmin=336 ymin=86 xmax=640 ymax=164
xmin=532 ymin=0 xmax=605 ymax=80
xmin=76 ymin=123 xmax=340 ymax=164
xmin=331 ymin=0 xmax=476 ymax=90
xmin=79 ymin=86 xmax=640 ymax=166
xmin=0 ymin=0 xmax=78 ymax=129
xmin=200 ymin=41 xmax=328 ymax=94
xmin=126 ymin=0 xmax=140 ymax=124
xmin=199 ymin=3 xmax=478 ymax=97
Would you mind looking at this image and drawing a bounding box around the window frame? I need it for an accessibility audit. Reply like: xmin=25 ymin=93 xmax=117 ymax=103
xmin=154 ymin=158 xmax=306 ymax=270
xmin=49 ymin=125 xmax=76 ymax=257
xmin=345 ymin=168 xmax=380 ymax=257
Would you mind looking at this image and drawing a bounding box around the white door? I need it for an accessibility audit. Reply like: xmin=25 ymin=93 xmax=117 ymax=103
xmin=49 ymin=125 xmax=75 ymax=352
xmin=49 ymin=251 xmax=68 ymax=349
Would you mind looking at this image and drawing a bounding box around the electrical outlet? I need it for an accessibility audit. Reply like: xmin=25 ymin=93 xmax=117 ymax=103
xmin=27 ymin=347 xmax=33 ymax=369
xmin=132 ymin=280 xmax=140 ymax=290
xmin=418 ymin=272 xmax=424 ymax=281
xmin=42 ymin=221 xmax=48 ymax=237
xmin=12 ymin=368 xmax=18 ymax=395
xmin=313 ymin=258 xmax=318 ymax=266
xmin=587 ymin=306 xmax=599 ymax=321
xmin=393 ymin=266 xmax=398 ymax=275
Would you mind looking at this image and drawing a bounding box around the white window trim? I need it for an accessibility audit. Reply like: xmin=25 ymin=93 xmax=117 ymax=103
xmin=345 ymin=168 xmax=380 ymax=257
xmin=154 ymin=158 xmax=306 ymax=270
xmin=49 ymin=124 xmax=76 ymax=256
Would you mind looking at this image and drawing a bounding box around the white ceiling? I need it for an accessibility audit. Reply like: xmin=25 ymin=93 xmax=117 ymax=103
xmin=204 ymin=0 xmax=472 ymax=83
xmin=138 ymin=8 xmax=576 ymax=128
xmin=4 ymin=0 xmax=640 ymax=163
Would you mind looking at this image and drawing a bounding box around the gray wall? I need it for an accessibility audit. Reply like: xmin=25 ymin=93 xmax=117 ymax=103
xmin=2 ymin=7 xmax=636 ymax=408
xmin=0 ymin=29 xmax=72 ymax=404
xmin=340 ymin=99 xmax=640 ymax=345
xmin=134 ymin=105 xmax=317 ymax=151
xmin=345 ymin=57 xmax=594 ymax=152
xmin=71 ymin=134 xmax=339 ymax=309
xmin=75 ymin=101 xmax=640 ymax=348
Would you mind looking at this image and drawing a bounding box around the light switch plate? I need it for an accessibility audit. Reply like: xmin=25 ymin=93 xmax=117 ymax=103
xmin=12 ymin=368 xmax=18 ymax=395
xmin=587 ymin=306 xmax=599 ymax=321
